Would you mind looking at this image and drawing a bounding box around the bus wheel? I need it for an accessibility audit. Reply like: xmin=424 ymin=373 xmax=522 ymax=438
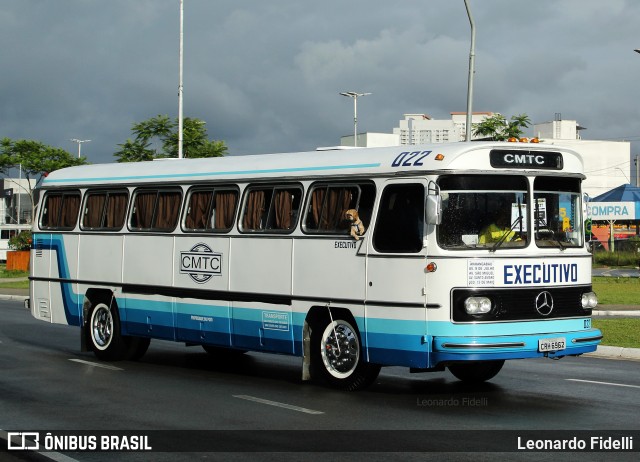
xmin=448 ymin=360 xmax=505 ymax=383
xmin=88 ymin=300 xmax=127 ymax=361
xmin=310 ymin=317 xmax=380 ymax=391
xmin=87 ymin=298 xmax=148 ymax=361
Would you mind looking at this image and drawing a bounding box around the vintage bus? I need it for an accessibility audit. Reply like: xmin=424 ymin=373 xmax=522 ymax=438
xmin=28 ymin=141 xmax=602 ymax=390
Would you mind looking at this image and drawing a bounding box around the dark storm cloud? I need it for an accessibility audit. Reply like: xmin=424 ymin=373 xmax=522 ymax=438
xmin=1 ymin=0 xmax=639 ymax=164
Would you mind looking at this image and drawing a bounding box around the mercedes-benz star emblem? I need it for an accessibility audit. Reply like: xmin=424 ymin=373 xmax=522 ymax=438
xmin=535 ymin=291 xmax=554 ymax=316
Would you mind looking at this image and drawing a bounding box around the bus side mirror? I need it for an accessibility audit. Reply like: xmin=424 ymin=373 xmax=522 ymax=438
xmin=426 ymin=195 xmax=441 ymax=225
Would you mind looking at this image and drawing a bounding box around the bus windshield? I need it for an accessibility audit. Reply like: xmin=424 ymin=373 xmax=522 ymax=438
xmin=437 ymin=174 xmax=584 ymax=250
xmin=533 ymin=177 xmax=583 ymax=248
xmin=437 ymin=175 xmax=528 ymax=250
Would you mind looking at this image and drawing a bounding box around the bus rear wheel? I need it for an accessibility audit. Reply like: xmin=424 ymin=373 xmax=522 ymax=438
xmin=448 ymin=360 xmax=504 ymax=383
xmin=86 ymin=298 xmax=149 ymax=361
xmin=310 ymin=316 xmax=380 ymax=391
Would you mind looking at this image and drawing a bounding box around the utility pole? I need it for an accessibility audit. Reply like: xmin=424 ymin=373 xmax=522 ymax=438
xmin=178 ymin=0 xmax=184 ymax=159
xmin=464 ymin=0 xmax=476 ymax=142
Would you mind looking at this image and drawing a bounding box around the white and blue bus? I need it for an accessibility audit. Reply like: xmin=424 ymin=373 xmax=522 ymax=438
xmin=29 ymin=141 xmax=602 ymax=390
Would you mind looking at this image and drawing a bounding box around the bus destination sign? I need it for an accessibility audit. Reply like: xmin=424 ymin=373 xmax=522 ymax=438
xmin=490 ymin=150 xmax=563 ymax=170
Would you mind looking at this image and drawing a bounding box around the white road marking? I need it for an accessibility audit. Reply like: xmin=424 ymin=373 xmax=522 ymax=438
xmin=233 ymin=394 xmax=324 ymax=415
xmin=567 ymin=378 xmax=640 ymax=389
xmin=68 ymin=359 xmax=123 ymax=371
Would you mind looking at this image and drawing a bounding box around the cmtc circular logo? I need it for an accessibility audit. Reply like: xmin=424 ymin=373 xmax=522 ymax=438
xmin=179 ymin=243 xmax=222 ymax=284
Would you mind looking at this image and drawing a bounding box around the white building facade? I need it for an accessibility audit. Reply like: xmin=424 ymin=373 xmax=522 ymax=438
xmin=1 ymin=178 xmax=36 ymax=225
xmin=533 ymin=118 xmax=632 ymax=198
xmin=392 ymin=112 xmax=494 ymax=145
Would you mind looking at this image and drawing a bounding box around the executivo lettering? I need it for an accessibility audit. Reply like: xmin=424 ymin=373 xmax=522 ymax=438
xmin=504 ymin=263 xmax=578 ymax=285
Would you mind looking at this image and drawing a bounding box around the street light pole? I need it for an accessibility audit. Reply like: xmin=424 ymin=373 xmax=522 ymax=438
xmin=340 ymin=91 xmax=371 ymax=147
xmin=70 ymin=139 xmax=91 ymax=158
xmin=178 ymin=0 xmax=184 ymax=159
xmin=464 ymin=0 xmax=476 ymax=142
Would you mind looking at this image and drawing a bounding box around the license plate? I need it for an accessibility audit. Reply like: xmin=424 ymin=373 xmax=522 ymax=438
xmin=538 ymin=337 xmax=566 ymax=352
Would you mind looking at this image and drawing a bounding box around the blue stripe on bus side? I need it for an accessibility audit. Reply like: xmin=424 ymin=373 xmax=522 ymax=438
xmin=34 ymin=233 xmax=82 ymax=326
xmin=43 ymin=162 xmax=382 ymax=184
xmin=35 ymin=234 xmax=600 ymax=366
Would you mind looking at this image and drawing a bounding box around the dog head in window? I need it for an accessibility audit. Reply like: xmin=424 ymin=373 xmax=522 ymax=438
xmin=345 ymin=209 xmax=365 ymax=240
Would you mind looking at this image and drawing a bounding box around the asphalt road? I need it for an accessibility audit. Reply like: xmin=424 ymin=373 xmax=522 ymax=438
xmin=1 ymin=300 xmax=638 ymax=462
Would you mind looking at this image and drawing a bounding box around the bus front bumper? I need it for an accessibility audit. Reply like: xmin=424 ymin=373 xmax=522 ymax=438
xmin=430 ymin=328 xmax=602 ymax=363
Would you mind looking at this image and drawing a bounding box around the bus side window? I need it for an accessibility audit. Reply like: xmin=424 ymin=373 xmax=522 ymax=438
xmin=40 ymin=191 xmax=81 ymax=230
xmin=303 ymin=183 xmax=375 ymax=235
xmin=241 ymin=185 xmax=301 ymax=233
xmin=130 ymin=189 xmax=181 ymax=232
xmin=183 ymin=188 xmax=238 ymax=232
xmin=373 ymin=184 xmax=424 ymax=253
xmin=82 ymin=191 xmax=129 ymax=231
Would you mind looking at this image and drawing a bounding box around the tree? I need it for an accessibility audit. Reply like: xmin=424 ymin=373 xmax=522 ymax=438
xmin=114 ymin=115 xmax=228 ymax=162
xmin=0 ymin=137 xmax=88 ymax=222
xmin=472 ymin=113 xmax=532 ymax=141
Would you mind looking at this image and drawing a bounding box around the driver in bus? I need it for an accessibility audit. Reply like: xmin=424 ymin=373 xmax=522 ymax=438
xmin=479 ymin=208 xmax=516 ymax=244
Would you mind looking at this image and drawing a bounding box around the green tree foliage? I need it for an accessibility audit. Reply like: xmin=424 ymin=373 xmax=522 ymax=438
xmin=0 ymin=138 xmax=87 ymax=219
xmin=114 ymin=115 xmax=228 ymax=162
xmin=472 ymin=113 xmax=532 ymax=141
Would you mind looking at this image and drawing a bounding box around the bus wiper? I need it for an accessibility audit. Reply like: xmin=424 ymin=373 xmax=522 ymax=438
xmin=490 ymin=215 xmax=523 ymax=252
xmin=540 ymin=228 xmax=566 ymax=250
xmin=490 ymin=198 xmax=524 ymax=252
xmin=533 ymin=199 xmax=565 ymax=250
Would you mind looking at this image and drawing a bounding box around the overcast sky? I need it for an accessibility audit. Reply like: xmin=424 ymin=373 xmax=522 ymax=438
xmin=2 ymin=0 xmax=640 ymax=165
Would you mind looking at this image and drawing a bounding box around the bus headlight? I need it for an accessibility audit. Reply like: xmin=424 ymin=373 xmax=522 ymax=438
xmin=581 ymin=292 xmax=598 ymax=309
xmin=464 ymin=296 xmax=492 ymax=315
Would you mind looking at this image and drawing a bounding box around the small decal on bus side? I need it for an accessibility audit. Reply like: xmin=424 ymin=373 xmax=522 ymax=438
xmin=391 ymin=150 xmax=432 ymax=167
xmin=262 ymin=311 xmax=290 ymax=331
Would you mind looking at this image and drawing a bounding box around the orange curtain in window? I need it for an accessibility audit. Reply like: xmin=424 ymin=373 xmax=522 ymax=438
xmin=274 ymin=190 xmax=293 ymax=230
xmin=105 ymin=193 xmax=128 ymax=229
xmin=44 ymin=195 xmax=63 ymax=227
xmin=132 ymin=192 xmax=156 ymax=229
xmin=214 ymin=191 xmax=237 ymax=230
xmin=243 ymin=190 xmax=265 ymax=230
xmin=155 ymin=192 xmax=181 ymax=230
xmin=61 ymin=194 xmax=81 ymax=228
xmin=185 ymin=191 xmax=211 ymax=229
xmin=309 ymin=188 xmax=326 ymax=230
xmin=83 ymin=194 xmax=105 ymax=228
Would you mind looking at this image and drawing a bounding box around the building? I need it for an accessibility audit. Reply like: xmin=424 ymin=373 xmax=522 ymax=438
xmin=532 ymin=118 xmax=632 ymax=198
xmin=337 ymin=112 xmax=634 ymax=198
xmin=392 ymin=112 xmax=494 ymax=145
xmin=339 ymin=132 xmax=400 ymax=148
xmin=1 ymin=177 xmax=36 ymax=225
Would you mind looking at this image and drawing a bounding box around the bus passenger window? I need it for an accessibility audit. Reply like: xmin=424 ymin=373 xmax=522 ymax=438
xmin=40 ymin=191 xmax=81 ymax=230
xmin=82 ymin=191 xmax=128 ymax=231
xmin=373 ymin=184 xmax=424 ymax=253
xmin=183 ymin=188 xmax=238 ymax=232
xmin=130 ymin=189 xmax=181 ymax=232
xmin=303 ymin=183 xmax=375 ymax=235
xmin=241 ymin=185 xmax=302 ymax=233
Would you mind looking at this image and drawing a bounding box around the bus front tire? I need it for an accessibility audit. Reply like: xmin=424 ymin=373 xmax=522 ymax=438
xmin=448 ymin=360 xmax=504 ymax=383
xmin=310 ymin=316 xmax=380 ymax=391
xmin=86 ymin=299 xmax=149 ymax=361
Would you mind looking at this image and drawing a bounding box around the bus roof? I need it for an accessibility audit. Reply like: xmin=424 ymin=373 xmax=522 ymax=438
xmin=42 ymin=142 xmax=585 ymax=188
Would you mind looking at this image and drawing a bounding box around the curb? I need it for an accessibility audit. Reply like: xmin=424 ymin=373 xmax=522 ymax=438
xmin=593 ymin=310 xmax=640 ymax=317
xmin=0 ymin=294 xmax=28 ymax=302
xmin=585 ymin=345 xmax=640 ymax=361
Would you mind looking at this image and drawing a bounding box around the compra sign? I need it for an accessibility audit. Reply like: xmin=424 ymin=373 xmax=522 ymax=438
xmin=587 ymin=201 xmax=637 ymax=221
xmin=179 ymin=243 xmax=222 ymax=283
